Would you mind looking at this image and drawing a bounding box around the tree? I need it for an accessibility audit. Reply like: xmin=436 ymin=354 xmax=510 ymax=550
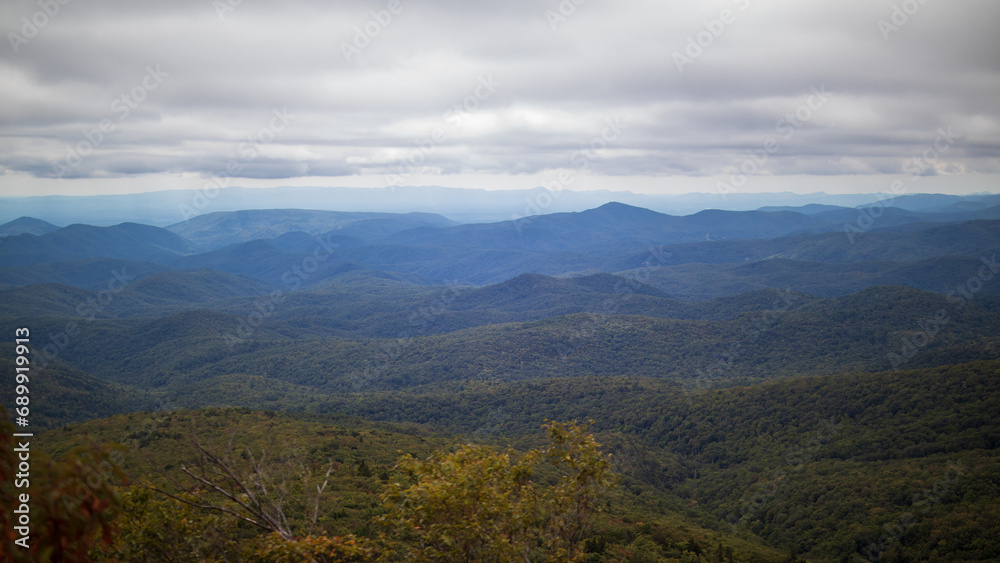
xmin=379 ymin=420 xmax=617 ymax=562
xmin=0 ymin=408 xmax=125 ymax=563
xmin=540 ymin=420 xmax=619 ymax=559
xmin=90 ymin=487 xmax=242 ymax=562
xmin=148 ymin=432 xmax=335 ymax=541
xmin=103 ymin=418 xmax=615 ymax=561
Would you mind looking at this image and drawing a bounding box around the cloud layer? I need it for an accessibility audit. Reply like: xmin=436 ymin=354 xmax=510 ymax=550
xmin=1 ymin=0 xmax=998 ymax=194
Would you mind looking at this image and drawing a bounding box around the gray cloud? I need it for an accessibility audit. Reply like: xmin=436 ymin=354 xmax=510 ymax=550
xmin=0 ymin=0 xmax=997 ymax=193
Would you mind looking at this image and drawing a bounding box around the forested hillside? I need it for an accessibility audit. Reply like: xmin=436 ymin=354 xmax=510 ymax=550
xmin=2 ymin=203 xmax=999 ymax=561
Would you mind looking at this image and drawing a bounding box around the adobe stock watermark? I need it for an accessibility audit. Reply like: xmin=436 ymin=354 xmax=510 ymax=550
xmin=727 ymin=417 xmax=842 ymax=528
xmin=221 ymin=232 xmax=341 ymax=351
xmin=35 ymin=268 xmax=137 ymax=370
xmin=212 ymin=0 xmax=244 ymax=21
xmin=115 ymin=397 xmax=179 ymax=459
xmin=50 ymin=65 xmax=169 ymax=178
xmin=851 ymin=461 xmax=965 ymax=562
xmin=179 ymin=106 xmax=295 ymax=220
xmin=352 ymin=281 xmax=466 ymax=392
xmin=383 ymin=75 xmax=501 ymax=188
xmin=672 ymin=0 xmax=752 ymax=73
xmin=886 ymin=255 xmax=998 ymax=371
xmin=7 ymin=0 xmax=71 ymax=54
xmin=511 ymin=116 xmax=627 ymax=235
xmin=544 ymin=0 xmax=588 ymax=31
xmin=714 ymin=85 xmax=831 ymax=201
xmin=686 ymin=288 xmax=799 ymax=398
xmin=878 ymin=0 xmax=933 ymax=42
xmin=340 ymin=0 xmax=407 ymax=64
xmin=843 ymin=126 xmax=960 ymax=243
xmin=469 ymin=407 xmax=510 ymax=442
xmin=556 ymin=243 xmax=670 ymax=359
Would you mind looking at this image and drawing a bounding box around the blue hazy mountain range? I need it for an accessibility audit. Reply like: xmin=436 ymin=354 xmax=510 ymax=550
xmin=2 ymin=202 xmax=999 ymax=297
xmin=2 ymin=185 xmax=999 ymax=226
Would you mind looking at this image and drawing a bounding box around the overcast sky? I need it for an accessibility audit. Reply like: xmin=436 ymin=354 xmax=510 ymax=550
xmin=1 ymin=0 xmax=998 ymax=197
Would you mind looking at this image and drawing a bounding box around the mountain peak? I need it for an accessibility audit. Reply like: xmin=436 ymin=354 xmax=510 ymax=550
xmin=586 ymin=202 xmax=669 ymax=221
xmin=0 ymin=216 xmax=61 ymax=237
xmin=595 ymin=201 xmax=656 ymax=213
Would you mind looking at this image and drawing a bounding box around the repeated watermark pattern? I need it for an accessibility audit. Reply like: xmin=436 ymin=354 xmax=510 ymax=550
xmin=511 ymin=116 xmax=627 ymax=235
xmin=212 ymin=0 xmax=244 ymax=21
xmin=672 ymin=0 xmax=752 ymax=73
xmin=35 ymin=268 xmax=136 ymax=370
xmin=843 ymin=126 xmax=960 ymax=243
xmin=878 ymin=0 xmax=934 ymax=41
xmin=686 ymin=288 xmax=799 ymax=399
xmin=886 ymin=255 xmax=998 ymax=370
xmin=543 ymin=0 xmax=589 ymax=31
xmin=221 ymin=233 xmax=342 ymax=350
xmin=383 ymin=75 xmax=501 ymax=189
xmin=555 ymin=243 xmax=670 ymax=359
xmin=468 ymin=407 xmax=510 ymax=442
xmin=727 ymin=417 xmax=842 ymax=527
xmin=714 ymin=85 xmax=831 ymax=201
xmin=351 ymin=281 xmax=466 ymax=392
xmin=179 ymin=107 xmax=295 ymax=220
xmin=50 ymin=65 xmax=169 ymax=178
xmin=115 ymin=397 xmax=178 ymax=458
xmin=7 ymin=0 xmax=72 ymax=54
xmin=851 ymin=461 xmax=966 ymax=562
xmin=340 ymin=0 xmax=408 ymax=63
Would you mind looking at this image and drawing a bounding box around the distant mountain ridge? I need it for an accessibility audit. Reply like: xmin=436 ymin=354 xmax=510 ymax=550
xmin=0 ymin=222 xmax=196 ymax=267
xmin=3 ymin=186 xmax=999 ymax=226
xmin=2 ymin=205 xmax=1000 ymax=294
xmin=611 ymin=219 xmax=1000 ymax=270
xmin=166 ymin=208 xmax=458 ymax=250
xmin=0 ymin=216 xmax=60 ymax=237
xmin=385 ymin=202 xmax=835 ymax=254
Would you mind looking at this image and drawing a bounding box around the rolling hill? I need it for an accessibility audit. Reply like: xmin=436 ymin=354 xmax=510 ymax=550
xmin=0 ymin=222 xmax=196 ymax=267
xmin=0 ymin=258 xmax=170 ymax=290
xmin=5 ymin=200 xmax=1000 ymax=561
xmin=166 ymin=208 xmax=458 ymax=250
xmin=610 ymin=219 xmax=1000 ymax=271
xmin=21 ymin=283 xmax=998 ymax=396
xmin=385 ymin=202 xmax=837 ymax=254
xmin=0 ymin=216 xmax=61 ymax=237
xmin=34 ymin=360 xmax=1000 ymax=562
xmin=618 ymin=255 xmax=1000 ymax=300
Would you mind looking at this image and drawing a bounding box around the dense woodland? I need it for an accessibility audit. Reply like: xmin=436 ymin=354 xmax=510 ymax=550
xmin=1 ymin=201 xmax=1000 ymax=561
